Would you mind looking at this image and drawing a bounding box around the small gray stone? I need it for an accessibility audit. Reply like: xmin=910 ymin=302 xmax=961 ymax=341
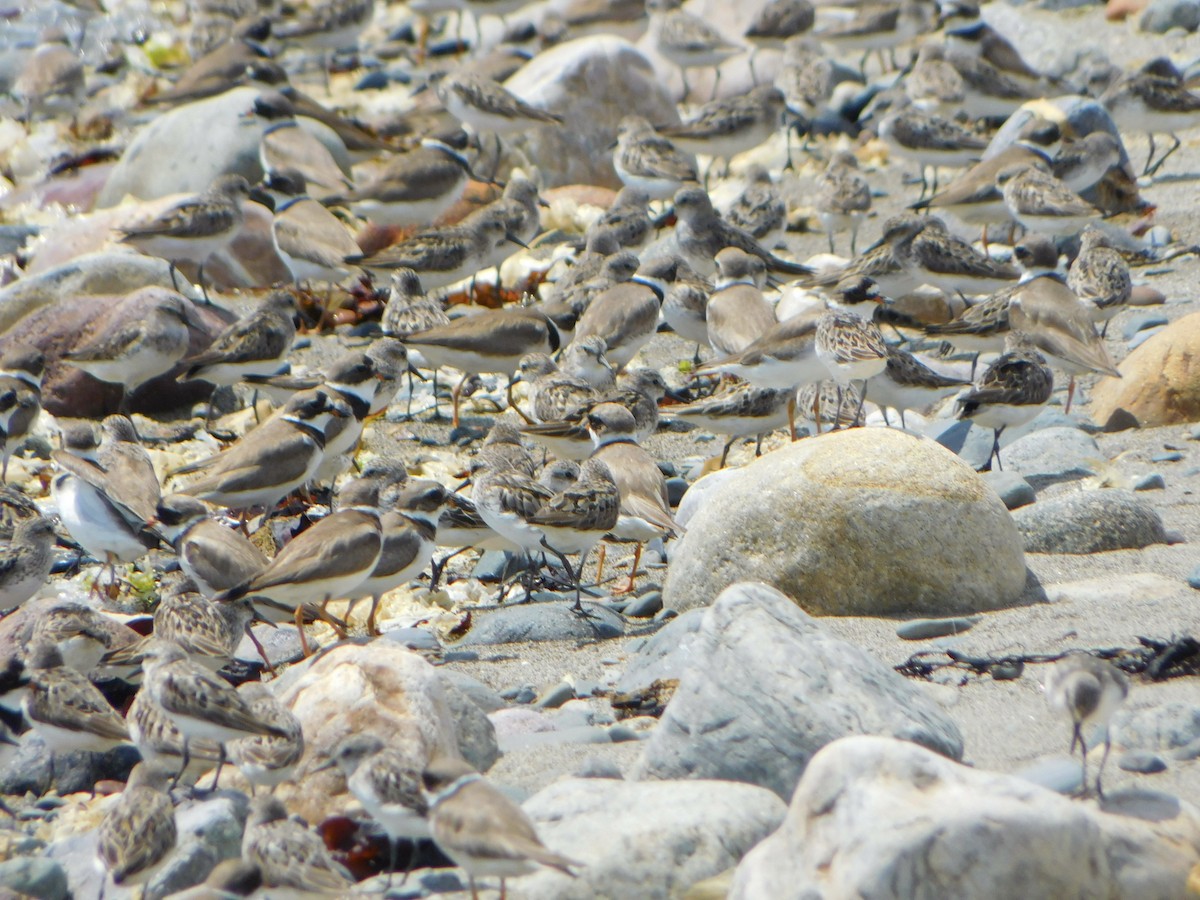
xmin=500 ymin=725 xmax=612 ymax=750
xmin=441 ymin=675 xmax=502 ymax=772
xmin=665 ymin=477 xmax=688 ymax=507
xmin=616 ymin=607 xmax=705 ymax=693
xmin=1013 ymin=756 xmax=1085 ymax=795
xmin=895 ymin=616 xmax=981 ymax=641
xmin=0 ymin=736 xmax=138 ymax=796
xmin=438 ymin=670 xmax=506 ymax=714
xmin=1188 ymin=566 xmax=1200 ymax=590
xmin=1013 ymin=489 xmax=1166 ymax=554
xmin=1171 ymin=738 xmax=1200 ymax=760
xmin=574 ymin=755 xmax=625 ymax=779
xmin=1118 ymin=751 xmax=1167 ymax=774
xmin=1150 ymin=451 xmax=1183 ymax=462
xmin=501 ymin=684 xmax=538 ymax=704
xmin=536 ymin=681 xmax=576 ymax=709
xmin=0 ymin=857 xmax=68 ymax=900
xmin=1139 ymin=0 xmax=1200 ymax=33
xmin=1134 ymin=473 xmax=1166 ymax=491
xmin=624 ymin=591 xmax=663 ymax=618
xmin=1104 ymin=408 xmax=1139 ymax=432
xmin=1129 ymin=327 xmax=1165 ymax=351
xmin=456 ymin=602 xmax=624 ymax=645
xmin=146 ymin=843 xmax=217 ymax=900
xmin=981 ymin=471 xmax=1036 ymax=509
xmin=926 ymin=418 xmax=995 ymax=470
xmin=1122 ymin=313 xmax=1171 ymax=340
xmin=1190 ymin=424 xmax=1200 ymax=440
xmin=1115 ymin=701 xmax=1200 ymax=751
xmin=609 ymin=724 xmax=645 ymax=743
xmin=1001 ymin=427 xmax=1100 ymax=488
xmin=382 ymin=626 xmax=440 ymax=650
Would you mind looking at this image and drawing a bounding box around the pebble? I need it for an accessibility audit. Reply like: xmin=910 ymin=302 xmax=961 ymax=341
xmin=575 ymin=755 xmax=625 ymax=779
xmin=1151 ymin=452 xmax=1183 ymax=462
xmin=1139 ymin=0 xmax=1200 ymax=32
xmin=500 ymin=684 xmax=538 ymax=704
xmin=895 ymin=616 xmax=981 ymax=640
xmin=1190 ymin=424 xmax=1200 ymax=440
xmin=656 ymin=461 xmax=679 ymax=478
xmin=1188 ymin=566 xmax=1200 ymax=590
xmin=1128 ymin=327 xmax=1165 ymax=350
xmin=1013 ymin=756 xmax=1085 ymax=795
xmin=981 ymin=471 xmax=1036 ymax=509
xmin=1103 ymin=408 xmax=1140 ymax=432
xmin=441 ymin=649 xmax=480 ymax=662
xmin=1134 ymin=473 xmax=1165 ymax=491
xmin=624 ymin=591 xmax=664 ymax=618
xmin=536 ymin=681 xmax=576 ymax=709
xmin=0 ymin=858 xmax=68 ymax=900
xmin=1122 ymin=313 xmax=1170 ymax=340
xmin=383 ymin=626 xmax=441 ymax=651
xmin=1171 ymin=738 xmax=1200 ymax=760
xmin=665 ymin=477 xmax=688 ymax=507
xmin=608 ymin=724 xmax=645 ymax=743
xmin=1118 ymin=751 xmax=1167 ymax=774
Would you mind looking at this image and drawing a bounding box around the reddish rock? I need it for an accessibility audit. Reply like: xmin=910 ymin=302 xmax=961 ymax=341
xmin=1090 ymin=311 xmax=1200 ymax=426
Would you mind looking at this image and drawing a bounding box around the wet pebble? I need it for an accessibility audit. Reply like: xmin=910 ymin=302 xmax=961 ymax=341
xmin=1118 ymin=751 xmax=1167 ymax=774
xmin=624 ymin=591 xmax=663 ymax=618
xmin=1134 ymin=473 xmax=1165 ymax=491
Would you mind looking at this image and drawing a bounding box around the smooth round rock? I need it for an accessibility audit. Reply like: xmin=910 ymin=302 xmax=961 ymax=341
xmin=981 ymin=470 xmax=1037 ymax=509
xmin=663 ymin=429 xmax=1028 ymax=616
xmin=1091 ymin=311 xmax=1200 ymax=427
xmin=1139 ymin=0 xmax=1200 ymax=32
xmin=1013 ymin=489 xmax=1166 ymax=554
xmin=0 ymin=857 xmax=68 ymax=900
xmin=1133 ymin=473 xmax=1166 ymax=491
xmin=1118 ymin=751 xmax=1167 ymax=774
xmin=456 ymin=602 xmax=624 ymax=645
xmin=1189 ymin=566 xmax=1200 ymax=590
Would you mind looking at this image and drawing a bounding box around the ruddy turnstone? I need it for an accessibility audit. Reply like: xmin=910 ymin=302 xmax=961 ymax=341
xmin=1045 ymin=652 xmax=1130 ymax=798
xmin=117 ymin=174 xmax=253 ymax=300
xmin=612 ymin=116 xmax=699 ymax=201
xmin=815 ymin=149 xmax=871 ymax=254
xmin=955 ymin=331 xmax=1053 ymax=470
xmin=1068 ymin=225 xmax=1132 ymax=335
xmin=423 ymin=754 xmax=578 ymax=898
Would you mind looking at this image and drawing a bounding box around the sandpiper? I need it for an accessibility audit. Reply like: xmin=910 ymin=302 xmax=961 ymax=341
xmin=706 ymin=247 xmax=775 ymax=358
xmin=552 ymin=250 xmax=639 ymax=319
xmin=29 ymin=602 xmax=133 ymax=674
xmin=13 ymin=29 xmax=85 ymax=122
xmin=660 ymin=257 xmax=713 ymax=356
xmin=1068 ymin=225 xmax=1132 ymax=335
xmin=586 ymin=186 xmax=653 ymax=252
xmin=0 ymin=516 xmax=56 ymax=612
xmin=275 ymin=0 xmax=375 ymax=84
xmin=0 ymin=348 xmax=44 ymax=481
xmin=243 ymin=795 xmax=357 ymax=896
xmin=1044 ymin=652 xmax=1130 ymax=799
xmin=814 ymin=0 xmax=935 ymax=72
xmin=561 ymin=335 xmax=617 ymax=390
xmin=659 ymin=85 xmax=786 ymax=176
xmin=97 ymin=762 xmax=178 ymax=893
xmin=815 ymin=309 xmax=888 ymax=426
xmin=941 ymin=44 xmax=1039 ymax=121
xmin=877 ymin=100 xmax=988 ymax=200
xmin=886 ymin=214 xmax=1019 ymax=296
xmin=646 ymin=0 xmax=743 ymax=98
xmin=180 ymin=291 xmax=297 ymax=394
xmin=423 ymin=754 xmax=578 ymax=899
xmin=612 ymin=116 xmax=699 ymax=200
xmin=673 ymin=185 xmax=812 ymax=278
xmin=726 ymin=164 xmax=788 ymax=248
xmin=517 ymin=354 xmax=597 ymax=425
xmin=63 ymin=289 xmax=195 ymax=412
xmin=117 ymin=173 xmax=253 ymax=299
xmin=317 ymin=733 xmax=430 ymax=882
xmin=127 ymin=691 xmax=222 ymax=787
xmin=998 ymin=163 xmax=1100 ymax=239
xmin=1102 ymin=58 xmax=1200 ymax=176
xmin=955 ymin=331 xmax=1053 ymax=471
xmin=867 ymin=345 xmax=970 ymax=428
xmin=404 ymin=308 xmax=561 ymax=427
xmin=145 ymin=575 xmax=253 ymax=671
xmin=226 ymin=682 xmax=304 ymax=792
xmin=815 ymin=150 xmax=871 ymax=255
xmin=322 ymin=131 xmax=475 ymax=228
xmin=436 ymin=70 xmax=564 ymax=139
xmin=23 ymin=643 xmax=131 ymax=764
xmin=670 ymin=383 xmax=792 ymax=466
xmin=745 ymin=0 xmax=815 ymax=81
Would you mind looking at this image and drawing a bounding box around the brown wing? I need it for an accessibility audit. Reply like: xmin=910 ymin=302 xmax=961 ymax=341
xmin=244 ymin=511 xmax=380 ymax=592
xmin=98 ymin=789 xmax=177 ymax=882
xmin=29 ymin=673 xmax=130 ymax=742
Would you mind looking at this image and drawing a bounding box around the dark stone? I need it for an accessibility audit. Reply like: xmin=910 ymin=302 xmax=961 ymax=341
xmin=1103 ymin=408 xmax=1139 ymax=432
xmin=0 ymin=736 xmax=139 ymax=797
xmin=1118 ymin=751 xmax=1167 ymax=774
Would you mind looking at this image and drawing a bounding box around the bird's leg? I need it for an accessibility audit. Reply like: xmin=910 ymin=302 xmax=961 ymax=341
xmin=1064 ymin=375 xmax=1076 ymax=415
xmin=710 ymin=66 xmax=722 ymax=102
xmin=197 ymin=261 xmax=211 ymax=305
xmin=594 ymin=542 xmax=607 ymax=585
xmin=243 ymin=623 xmax=274 ymax=673
xmin=295 ymin=605 xmax=312 ymax=657
xmin=1143 ymin=133 xmax=1158 ymax=177
xmin=833 ymin=386 xmax=844 ymax=431
xmin=1096 ymin=730 xmax=1113 ymax=800
xmin=386 ymin=837 xmax=397 ymax=888
xmin=748 ymin=49 xmax=760 ymax=85
xmin=755 ymin=433 xmax=763 ymax=457
xmin=614 ymin=543 xmax=642 ymax=595
xmin=1073 ymin=721 xmax=1090 ymax=797
xmin=168 ymin=261 xmax=181 ymax=293
xmin=506 ymin=374 xmax=534 ymax=424
xmin=787 ymin=394 xmax=797 ymax=441
xmin=900 ymin=409 xmax=908 ymax=430
xmin=431 ymin=547 xmax=469 ymax=590
xmin=852 ymin=380 xmax=868 ymax=427
xmin=469 ymin=875 xmax=480 ymax=900
xmin=719 ymin=436 xmax=734 ymax=468
xmin=211 ymin=743 xmax=225 ymax=791
xmin=451 ymin=373 xmax=468 ymax=429
xmin=175 ymin=738 xmax=190 ymax=791
xmin=367 ymin=593 xmax=382 ymax=637
xmin=681 ymin=68 xmax=691 ymax=100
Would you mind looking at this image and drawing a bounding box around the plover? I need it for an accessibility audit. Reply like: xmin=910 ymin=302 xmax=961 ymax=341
xmin=97 ymin=762 xmax=178 ymax=893
xmin=669 ymin=383 xmax=792 ymax=466
xmin=404 ymin=308 xmax=561 ymax=427
xmin=589 ymin=403 xmax=680 ymax=594
xmin=321 ymin=132 xmax=475 ymax=228
xmin=213 ymin=497 xmax=382 ymax=654
xmin=726 ymin=164 xmax=788 ymax=248
xmin=242 ymin=795 xmax=357 ymax=896
xmin=0 ymin=348 xmax=44 ymax=481
xmin=612 ymin=116 xmax=699 ymax=201
xmin=63 ymin=289 xmax=195 ymax=412
xmin=345 ymin=478 xmax=451 ymax=635
xmin=176 ymin=389 xmax=349 ymax=513
xmin=815 ymin=150 xmax=872 ymax=255
xmin=250 ymin=91 xmax=353 ymax=196
xmin=1102 ymin=58 xmax=1200 ymax=176
xmin=672 ymin=185 xmax=812 ymax=278
xmin=955 ymin=331 xmax=1053 ymax=471
xmin=1068 ymin=225 xmax=1132 ymax=335
xmin=153 ymin=494 xmax=269 ymax=596
xmin=998 ymin=163 xmax=1100 ymax=239
xmin=706 ymin=247 xmax=775 ymax=358
xmin=0 ymin=516 xmax=56 ymax=612
xmin=226 ymin=682 xmax=304 ymax=792
xmin=23 ymin=642 xmax=131 ymax=763
xmin=571 ymin=254 xmax=667 ymax=370
xmin=117 ymin=174 xmax=253 ymax=299
xmin=1044 ymin=652 xmax=1130 ymax=799
xmin=317 ymin=733 xmax=430 ymax=881
xmin=646 ymin=0 xmax=743 ymax=98
xmin=658 ymin=85 xmax=786 ymax=176
xmin=261 ymin=169 xmax=362 ymax=292
xmin=867 ymin=345 xmax=970 ymax=428
xmin=348 ymin=207 xmax=521 ymax=290
xmin=530 ymin=457 xmax=620 ymax=610
xmin=945 ymin=20 xmax=1049 ymax=89
xmin=140 ymin=640 xmax=288 ymax=782
xmin=180 ymin=290 xmax=297 ymax=390
xmin=423 ymin=754 xmax=578 ymax=899
xmin=1008 ymin=271 xmax=1120 ymax=412
xmin=815 ymin=309 xmax=888 ymax=426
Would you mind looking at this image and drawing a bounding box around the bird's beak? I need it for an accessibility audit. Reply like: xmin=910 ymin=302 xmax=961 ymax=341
xmin=506 ymin=232 xmax=529 ymax=248
xmin=312 ymin=757 xmax=337 ymax=773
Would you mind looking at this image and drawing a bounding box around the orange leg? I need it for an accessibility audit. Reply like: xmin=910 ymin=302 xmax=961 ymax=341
xmin=1065 ymin=376 xmax=1076 ymax=415
xmin=595 ymin=542 xmax=607 ymax=585
xmin=451 ymin=373 xmax=467 ymax=429
xmin=294 ymin=605 xmax=312 ymax=658
xmin=614 ymin=543 xmax=642 ymax=595
xmin=366 ymin=594 xmax=381 ymax=637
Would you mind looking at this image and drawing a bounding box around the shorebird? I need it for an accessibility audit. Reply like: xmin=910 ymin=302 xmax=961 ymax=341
xmin=250 ymin=91 xmax=352 ymax=196
xmin=322 ymin=131 xmax=475 ymax=227
xmin=1045 ymin=652 xmax=1130 ymax=799
xmin=670 ymin=383 xmax=792 ymax=466
xmin=745 ymin=0 xmax=815 ymax=82
xmin=705 ymin=247 xmax=775 ymax=358
xmin=1052 ymin=132 xmax=1123 ymax=196
xmin=877 ymin=99 xmax=988 ymax=200
xmin=0 ymin=348 xmax=44 ymax=481
xmin=813 ymin=0 xmax=935 ymax=75
xmin=612 ymin=116 xmax=699 ymax=200
xmin=571 ymin=254 xmax=667 ymax=370
xmin=127 ymin=691 xmax=222 ymax=788
xmin=955 ymin=331 xmax=1053 ymax=471
xmin=672 ymin=185 xmax=812 ymax=278
xmin=658 ymin=85 xmax=786 ymax=177
xmin=404 ymin=308 xmax=561 ymax=427
xmin=815 ymin=150 xmax=871 ymax=254
xmin=226 ymin=682 xmax=304 ymax=792
xmin=63 ymin=289 xmax=195 ymax=412
xmin=998 ymin=163 xmax=1100 ymax=239
xmin=260 ymin=169 xmax=362 ymax=297
xmin=435 ymin=70 xmax=563 ymax=171
xmin=1102 ymin=58 xmax=1200 ymax=177
xmin=815 ymin=309 xmax=888 ymax=427
xmin=660 ymin=257 xmax=713 ymax=358
xmin=423 ymin=754 xmax=579 ymax=900
xmin=586 ymin=186 xmax=653 ymax=252
xmin=516 ymin=354 xmax=597 ymax=425
xmin=243 ymin=796 xmax=357 ymax=896
xmin=646 ymin=0 xmax=743 ymax=98
xmin=726 ymin=164 xmax=788 ymax=248
xmin=0 ymin=516 xmax=56 ymax=612
xmin=97 ymin=762 xmax=178 ymax=894
xmin=117 ymin=174 xmax=253 ymax=300
xmin=883 ymin=214 xmax=1019 ymax=296
xmin=134 ymin=575 xmax=254 ymax=672
xmin=275 ymin=0 xmax=375 ymax=88
xmin=551 ymin=250 xmax=639 ymax=319
xmin=1069 ymin=226 xmax=1132 ymax=336
xmin=867 ymin=345 xmax=970 ymax=428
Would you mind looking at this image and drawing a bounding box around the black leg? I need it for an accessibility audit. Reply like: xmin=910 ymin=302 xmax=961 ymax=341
xmin=719 ymin=436 xmax=734 ymax=468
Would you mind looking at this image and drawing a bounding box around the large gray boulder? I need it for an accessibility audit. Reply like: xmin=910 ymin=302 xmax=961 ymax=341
xmin=662 ymin=428 xmax=1027 ymax=616
xmin=502 ymin=36 xmax=680 ymax=189
xmin=1013 ymin=489 xmax=1167 ymax=554
xmin=730 ymin=735 xmax=1200 ymax=899
xmin=512 ymin=777 xmax=786 ymax=899
xmin=96 ymin=87 xmax=351 ymax=206
xmin=633 ymin=583 xmax=964 ymax=800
